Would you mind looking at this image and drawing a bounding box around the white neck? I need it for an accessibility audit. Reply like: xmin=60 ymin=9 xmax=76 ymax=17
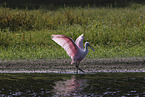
xmin=85 ymin=42 xmax=89 ymax=52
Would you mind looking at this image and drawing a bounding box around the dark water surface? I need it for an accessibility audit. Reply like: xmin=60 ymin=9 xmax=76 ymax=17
xmin=0 ymin=73 xmax=145 ymax=96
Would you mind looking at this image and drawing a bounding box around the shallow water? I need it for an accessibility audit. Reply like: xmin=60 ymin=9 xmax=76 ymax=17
xmin=0 ymin=73 xmax=145 ymax=96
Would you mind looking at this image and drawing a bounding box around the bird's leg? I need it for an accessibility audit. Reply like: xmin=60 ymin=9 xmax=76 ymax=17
xmin=75 ymin=63 xmax=85 ymax=73
xmin=75 ymin=63 xmax=78 ymax=74
xmin=78 ymin=66 xmax=85 ymax=73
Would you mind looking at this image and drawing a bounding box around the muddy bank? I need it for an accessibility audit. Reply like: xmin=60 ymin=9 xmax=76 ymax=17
xmin=0 ymin=57 xmax=145 ymax=73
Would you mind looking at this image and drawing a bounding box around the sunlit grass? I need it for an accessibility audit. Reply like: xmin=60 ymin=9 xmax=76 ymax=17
xmin=0 ymin=4 xmax=145 ymax=60
xmin=0 ymin=44 xmax=144 ymax=60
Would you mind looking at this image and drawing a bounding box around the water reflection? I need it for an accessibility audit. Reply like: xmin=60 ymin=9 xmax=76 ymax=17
xmin=0 ymin=73 xmax=145 ymax=96
xmin=53 ymin=75 xmax=88 ymax=96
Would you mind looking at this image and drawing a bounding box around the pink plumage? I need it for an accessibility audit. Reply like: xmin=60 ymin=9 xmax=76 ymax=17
xmin=51 ymin=35 xmax=78 ymax=57
xmin=51 ymin=34 xmax=95 ymax=73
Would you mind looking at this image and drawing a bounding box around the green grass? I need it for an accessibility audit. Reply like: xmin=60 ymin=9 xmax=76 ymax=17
xmin=0 ymin=45 xmax=145 ymax=60
xmin=0 ymin=4 xmax=145 ymax=60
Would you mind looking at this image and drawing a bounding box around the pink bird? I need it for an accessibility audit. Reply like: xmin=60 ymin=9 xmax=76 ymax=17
xmin=51 ymin=34 xmax=95 ymax=73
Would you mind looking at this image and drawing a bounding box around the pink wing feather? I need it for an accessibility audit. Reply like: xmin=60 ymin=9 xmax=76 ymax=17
xmin=51 ymin=35 xmax=79 ymax=57
xmin=75 ymin=34 xmax=84 ymax=50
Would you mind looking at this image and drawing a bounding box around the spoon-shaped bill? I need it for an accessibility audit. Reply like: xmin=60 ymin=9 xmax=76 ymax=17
xmin=88 ymin=44 xmax=95 ymax=51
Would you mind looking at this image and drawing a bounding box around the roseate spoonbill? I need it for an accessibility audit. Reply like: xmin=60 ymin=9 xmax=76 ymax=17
xmin=51 ymin=34 xmax=95 ymax=73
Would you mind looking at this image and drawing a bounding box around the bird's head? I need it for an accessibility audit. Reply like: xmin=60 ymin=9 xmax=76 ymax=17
xmin=85 ymin=42 xmax=95 ymax=51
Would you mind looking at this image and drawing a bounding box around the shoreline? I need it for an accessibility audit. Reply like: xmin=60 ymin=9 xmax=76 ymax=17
xmin=0 ymin=57 xmax=145 ymax=73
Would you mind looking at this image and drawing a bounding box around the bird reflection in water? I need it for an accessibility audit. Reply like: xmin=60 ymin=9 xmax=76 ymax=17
xmin=53 ymin=75 xmax=88 ymax=96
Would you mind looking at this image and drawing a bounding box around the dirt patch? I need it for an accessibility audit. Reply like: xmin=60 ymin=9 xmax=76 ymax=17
xmin=0 ymin=57 xmax=145 ymax=73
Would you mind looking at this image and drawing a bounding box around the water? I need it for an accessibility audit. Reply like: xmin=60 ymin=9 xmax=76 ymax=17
xmin=0 ymin=73 xmax=145 ymax=96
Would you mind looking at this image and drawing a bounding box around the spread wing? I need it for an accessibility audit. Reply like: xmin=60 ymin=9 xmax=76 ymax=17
xmin=75 ymin=34 xmax=84 ymax=50
xmin=52 ymin=35 xmax=79 ymax=57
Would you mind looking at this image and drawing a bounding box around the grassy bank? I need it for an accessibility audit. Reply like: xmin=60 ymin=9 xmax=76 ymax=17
xmin=0 ymin=45 xmax=145 ymax=60
xmin=0 ymin=4 xmax=145 ymax=60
